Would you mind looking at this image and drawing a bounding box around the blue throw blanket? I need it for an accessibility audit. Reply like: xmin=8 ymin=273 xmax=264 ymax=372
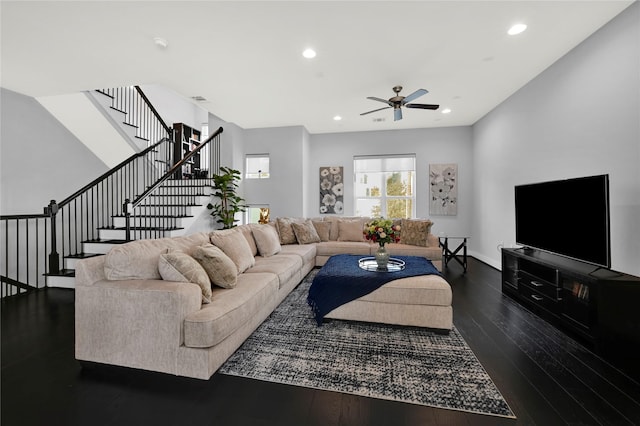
xmin=307 ymin=254 xmax=442 ymax=325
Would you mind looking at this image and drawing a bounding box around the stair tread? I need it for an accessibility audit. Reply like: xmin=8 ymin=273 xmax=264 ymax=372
xmin=45 ymin=269 xmax=75 ymax=277
xmin=136 ymin=204 xmax=202 ymax=207
xmin=65 ymin=253 xmax=103 ymax=260
xmin=98 ymin=227 xmax=184 ymax=231
xmin=111 ymin=215 xmax=194 ymax=218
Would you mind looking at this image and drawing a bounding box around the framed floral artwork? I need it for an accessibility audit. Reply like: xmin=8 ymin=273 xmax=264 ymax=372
xmin=319 ymin=166 xmax=344 ymax=214
xmin=429 ymin=164 xmax=457 ymax=215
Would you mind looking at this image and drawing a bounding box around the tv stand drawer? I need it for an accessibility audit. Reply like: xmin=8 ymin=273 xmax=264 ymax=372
xmin=519 ymin=272 xmax=560 ymax=300
xmin=519 ymin=284 xmax=559 ymax=313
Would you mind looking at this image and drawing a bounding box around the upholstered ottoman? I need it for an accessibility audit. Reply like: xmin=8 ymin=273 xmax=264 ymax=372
xmin=324 ymin=274 xmax=453 ymax=332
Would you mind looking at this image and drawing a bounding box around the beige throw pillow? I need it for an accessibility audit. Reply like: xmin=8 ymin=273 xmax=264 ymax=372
xmin=275 ymin=217 xmax=302 ymax=245
xmin=210 ymin=228 xmax=256 ymax=274
xmin=158 ymin=250 xmax=212 ymax=304
xmin=400 ymin=219 xmax=434 ymax=247
xmin=251 ymin=224 xmax=282 ymax=257
xmin=292 ymin=220 xmax=321 ymax=244
xmin=191 ymin=243 xmax=238 ymax=289
xmin=312 ymin=220 xmax=331 ymax=242
xmin=337 ymin=219 xmax=365 ymax=242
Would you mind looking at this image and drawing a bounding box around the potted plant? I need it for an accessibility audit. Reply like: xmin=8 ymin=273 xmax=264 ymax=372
xmin=207 ymin=166 xmax=247 ymax=229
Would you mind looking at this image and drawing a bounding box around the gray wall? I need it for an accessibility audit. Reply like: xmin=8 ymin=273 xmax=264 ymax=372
xmin=0 ymin=88 xmax=108 ymax=214
xmin=307 ymin=126 xmax=474 ymax=237
xmin=472 ymin=2 xmax=639 ymax=276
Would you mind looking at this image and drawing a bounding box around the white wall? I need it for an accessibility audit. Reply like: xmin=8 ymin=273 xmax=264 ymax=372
xmin=242 ymin=126 xmax=306 ymax=218
xmin=308 ymin=126 xmax=474 ymax=236
xmin=472 ymin=2 xmax=639 ymax=276
xmin=141 ymin=84 xmax=207 ymax=131
xmin=0 ymin=88 xmax=109 ymax=214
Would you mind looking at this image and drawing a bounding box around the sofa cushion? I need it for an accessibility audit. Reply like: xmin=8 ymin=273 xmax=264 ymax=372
xmin=292 ymin=220 xmax=321 ymax=244
xmin=385 ymin=243 xmax=442 ymax=260
xmin=312 ymin=220 xmax=331 ymax=242
xmin=158 ymin=250 xmax=212 ymax=304
xmin=337 ymin=219 xmax=365 ymax=242
xmin=315 ymin=241 xmax=372 ymax=256
xmin=184 ymin=272 xmax=279 ymax=348
xmin=275 ymin=217 xmax=304 ymax=245
xmin=400 ymin=219 xmax=434 ymax=247
xmin=209 ymin=228 xmax=256 ymax=274
xmin=279 ymin=243 xmax=317 ymax=265
xmin=191 ymin=243 xmax=238 ymax=289
xmin=246 ymin=254 xmax=303 ymax=289
xmin=251 ymin=224 xmax=282 ymax=257
xmin=104 ymin=233 xmax=209 ymax=280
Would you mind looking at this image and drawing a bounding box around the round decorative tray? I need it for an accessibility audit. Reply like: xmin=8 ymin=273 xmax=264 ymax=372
xmin=358 ymin=257 xmax=406 ymax=272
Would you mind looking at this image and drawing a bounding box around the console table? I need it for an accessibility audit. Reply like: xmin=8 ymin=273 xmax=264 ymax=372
xmin=439 ymin=236 xmax=469 ymax=273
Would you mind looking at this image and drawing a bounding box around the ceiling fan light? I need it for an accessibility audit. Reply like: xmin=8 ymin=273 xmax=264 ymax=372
xmin=508 ymin=23 xmax=527 ymax=35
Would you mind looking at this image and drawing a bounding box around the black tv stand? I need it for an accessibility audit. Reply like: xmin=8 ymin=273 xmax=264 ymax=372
xmin=501 ymin=248 xmax=640 ymax=380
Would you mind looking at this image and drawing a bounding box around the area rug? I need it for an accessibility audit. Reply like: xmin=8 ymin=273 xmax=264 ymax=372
xmin=219 ymin=270 xmax=515 ymax=418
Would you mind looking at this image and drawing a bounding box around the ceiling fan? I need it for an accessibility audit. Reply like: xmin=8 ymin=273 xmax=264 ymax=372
xmin=360 ymin=85 xmax=439 ymax=121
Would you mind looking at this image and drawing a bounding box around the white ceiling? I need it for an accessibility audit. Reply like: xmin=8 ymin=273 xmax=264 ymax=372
xmin=1 ymin=1 xmax=634 ymax=134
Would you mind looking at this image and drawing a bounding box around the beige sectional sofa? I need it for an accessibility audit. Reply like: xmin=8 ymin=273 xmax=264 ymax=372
xmin=75 ymin=216 xmax=443 ymax=380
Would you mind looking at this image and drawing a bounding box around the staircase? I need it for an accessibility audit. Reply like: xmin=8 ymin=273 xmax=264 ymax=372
xmin=1 ymin=85 xmax=223 ymax=298
xmin=48 ymin=180 xmax=213 ymax=289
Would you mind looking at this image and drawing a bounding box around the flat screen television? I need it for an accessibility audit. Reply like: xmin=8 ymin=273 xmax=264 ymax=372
xmin=514 ymin=174 xmax=611 ymax=268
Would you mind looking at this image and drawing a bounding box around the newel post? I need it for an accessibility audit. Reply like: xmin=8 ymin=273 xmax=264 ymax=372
xmin=123 ymin=199 xmax=132 ymax=241
xmin=46 ymin=200 xmax=60 ymax=274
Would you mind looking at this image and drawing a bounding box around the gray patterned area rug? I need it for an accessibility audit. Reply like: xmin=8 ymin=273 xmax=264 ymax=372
xmin=219 ymin=270 xmax=515 ymax=418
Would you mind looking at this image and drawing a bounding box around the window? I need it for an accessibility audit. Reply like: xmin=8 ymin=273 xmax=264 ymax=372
xmin=354 ymin=154 xmax=416 ymax=219
xmin=245 ymin=154 xmax=270 ymax=179
xmin=244 ymin=205 xmax=270 ymax=224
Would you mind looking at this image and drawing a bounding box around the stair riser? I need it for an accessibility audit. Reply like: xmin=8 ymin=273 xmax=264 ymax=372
xmin=46 ymin=275 xmax=76 ymax=289
xmin=139 ymin=195 xmax=211 ymax=205
xmin=111 ymin=216 xmax=191 ymax=228
xmin=131 ymin=205 xmax=198 ymax=216
xmin=98 ymin=228 xmax=184 ymax=240
xmin=82 ymin=242 xmax=120 ymax=254
xmin=151 ymin=188 xmax=213 ymax=196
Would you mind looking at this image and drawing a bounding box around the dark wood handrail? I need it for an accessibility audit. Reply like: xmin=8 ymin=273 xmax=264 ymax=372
xmin=134 ymin=86 xmax=171 ymax=135
xmin=129 ymin=127 xmax=223 ymax=209
xmin=56 ymin=137 xmax=170 ymax=209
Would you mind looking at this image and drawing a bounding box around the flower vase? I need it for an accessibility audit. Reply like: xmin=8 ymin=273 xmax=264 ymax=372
xmin=375 ymin=244 xmax=390 ymax=270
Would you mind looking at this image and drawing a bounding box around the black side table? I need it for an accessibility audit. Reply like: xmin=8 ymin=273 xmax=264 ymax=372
xmin=439 ymin=236 xmax=469 ymax=273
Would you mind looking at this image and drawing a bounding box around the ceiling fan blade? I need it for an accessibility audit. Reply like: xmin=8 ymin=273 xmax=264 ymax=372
xmin=360 ymin=106 xmax=392 ymax=116
xmin=394 ymin=108 xmax=403 ymax=121
xmin=367 ymin=96 xmax=392 ymax=105
xmin=401 ymin=89 xmax=428 ymax=104
xmin=405 ymin=103 xmax=440 ymax=110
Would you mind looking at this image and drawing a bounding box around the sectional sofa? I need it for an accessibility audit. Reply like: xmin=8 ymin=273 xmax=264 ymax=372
xmin=75 ymin=216 xmax=444 ymax=380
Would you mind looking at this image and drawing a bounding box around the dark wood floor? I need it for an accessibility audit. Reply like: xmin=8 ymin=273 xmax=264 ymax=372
xmin=2 ymin=258 xmax=639 ymax=426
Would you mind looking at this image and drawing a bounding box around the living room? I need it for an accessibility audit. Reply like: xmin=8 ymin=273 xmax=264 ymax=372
xmin=1 ymin=2 xmax=639 ymax=425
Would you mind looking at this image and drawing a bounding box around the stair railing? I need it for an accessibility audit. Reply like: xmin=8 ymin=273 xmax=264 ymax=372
xmin=124 ymin=127 xmax=223 ymax=241
xmin=0 ymin=137 xmax=174 ymax=297
xmin=96 ymin=86 xmax=171 ymax=146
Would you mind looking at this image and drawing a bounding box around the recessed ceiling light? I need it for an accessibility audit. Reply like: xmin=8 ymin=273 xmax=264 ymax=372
xmin=333 ymin=115 xmax=342 ymax=121
xmin=302 ymin=48 xmax=316 ymax=59
xmin=508 ymin=24 xmax=527 ymax=35
xmin=441 ymin=108 xmax=452 ymax=114
xmin=153 ymin=37 xmax=169 ymax=48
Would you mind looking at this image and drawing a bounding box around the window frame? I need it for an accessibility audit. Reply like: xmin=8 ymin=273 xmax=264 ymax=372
xmin=245 ymin=154 xmax=270 ymax=179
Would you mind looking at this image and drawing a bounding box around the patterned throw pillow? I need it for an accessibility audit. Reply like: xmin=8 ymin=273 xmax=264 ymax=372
xmin=292 ymin=220 xmax=321 ymax=244
xmin=191 ymin=243 xmax=238 ymax=289
xmin=251 ymin=224 xmax=282 ymax=257
xmin=400 ymin=219 xmax=434 ymax=247
xmin=158 ymin=250 xmax=212 ymax=304
xmin=276 ymin=217 xmax=303 ymax=245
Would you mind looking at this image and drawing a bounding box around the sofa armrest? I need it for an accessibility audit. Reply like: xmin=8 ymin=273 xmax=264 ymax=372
xmin=75 ymin=255 xmax=108 ymax=286
xmin=75 ymin=277 xmax=202 ymax=375
xmin=427 ymin=233 xmax=440 ymax=248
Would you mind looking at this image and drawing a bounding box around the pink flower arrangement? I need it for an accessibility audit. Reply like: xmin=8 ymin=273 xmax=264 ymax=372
xmin=363 ymin=218 xmax=401 ymax=247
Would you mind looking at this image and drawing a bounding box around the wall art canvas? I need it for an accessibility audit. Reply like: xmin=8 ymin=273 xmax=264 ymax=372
xmin=429 ymin=164 xmax=458 ymax=216
xmin=319 ymin=166 xmax=344 ymax=214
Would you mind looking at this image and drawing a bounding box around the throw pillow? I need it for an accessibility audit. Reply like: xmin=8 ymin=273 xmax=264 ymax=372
xmin=158 ymin=250 xmax=212 ymax=304
xmin=275 ymin=217 xmax=302 ymax=245
xmin=400 ymin=219 xmax=434 ymax=247
xmin=292 ymin=220 xmax=321 ymax=244
xmin=191 ymin=243 xmax=238 ymax=289
xmin=251 ymin=224 xmax=282 ymax=257
xmin=312 ymin=220 xmax=331 ymax=242
xmin=337 ymin=219 xmax=365 ymax=242
xmin=209 ymin=228 xmax=256 ymax=274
